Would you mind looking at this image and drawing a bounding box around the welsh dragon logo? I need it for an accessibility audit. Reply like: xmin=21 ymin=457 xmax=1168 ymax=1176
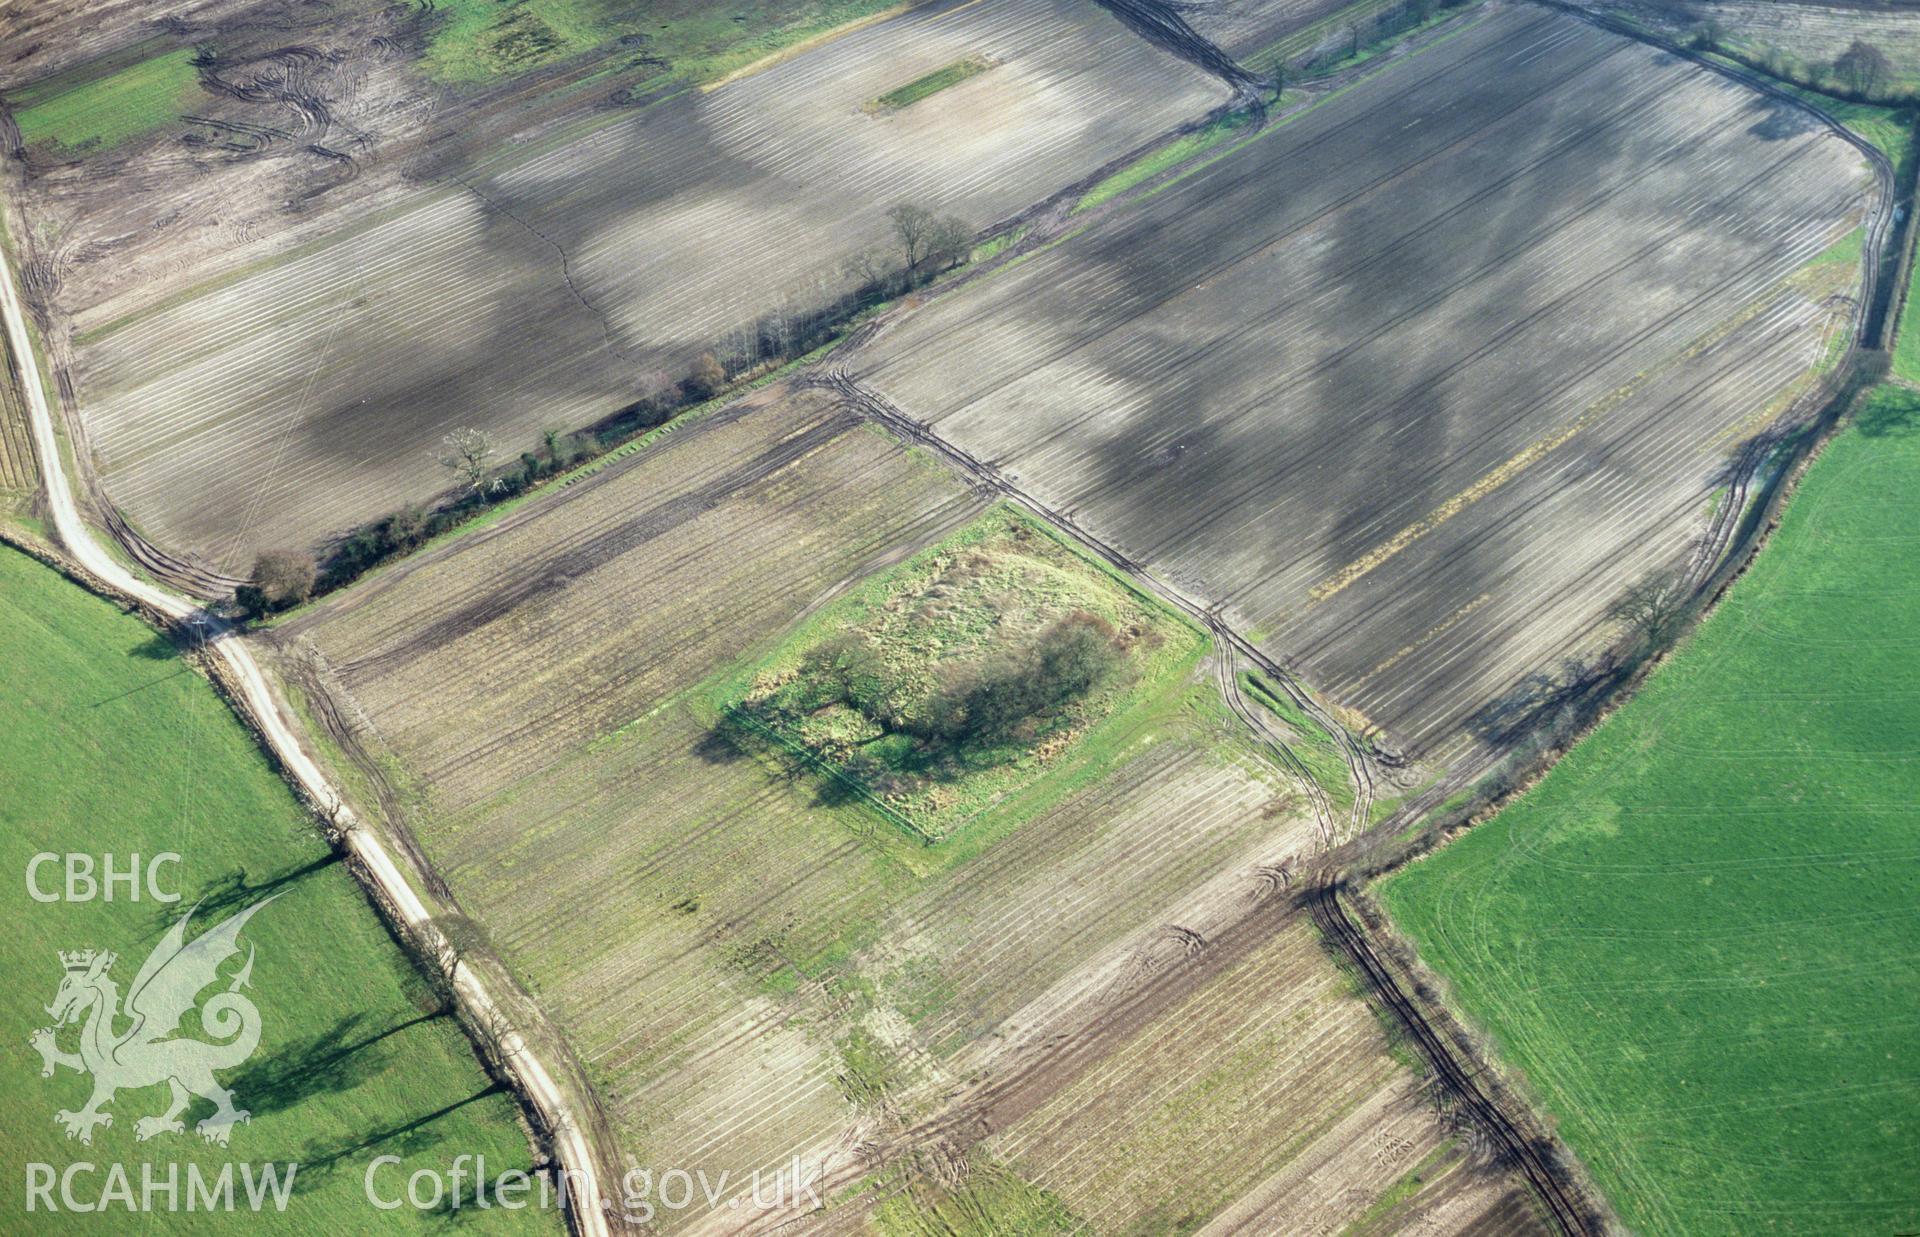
xmin=30 ymin=897 xmax=276 ymax=1147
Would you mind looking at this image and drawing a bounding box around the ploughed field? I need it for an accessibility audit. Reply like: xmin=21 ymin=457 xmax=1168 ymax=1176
xmin=1380 ymin=388 xmax=1920 ymax=1236
xmin=851 ymin=5 xmax=1874 ymax=769
xmin=26 ymin=0 xmax=1226 ymax=574
xmin=279 ymin=387 xmax=1546 ymax=1231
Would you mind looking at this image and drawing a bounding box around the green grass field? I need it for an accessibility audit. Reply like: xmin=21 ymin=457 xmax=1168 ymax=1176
xmin=12 ymin=48 xmax=202 ymax=153
xmin=1894 ymin=251 xmax=1920 ymax=384
xmin=421 ymin=0 xmax=906 ymax=86
xmin=0 ymin=547 xmax=551 ymax=1231
xmin=1379 ymin=387 xmax=1920 ymax=1236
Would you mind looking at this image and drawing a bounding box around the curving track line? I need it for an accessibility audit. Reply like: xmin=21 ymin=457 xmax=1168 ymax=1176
xmin=1308 ymin=877 xmax=1596 ymax=1235
xmin=807 ymin=365 xmax=1377 ymax=844
xmin=0 ymin=204 xmax=615 ymax=1237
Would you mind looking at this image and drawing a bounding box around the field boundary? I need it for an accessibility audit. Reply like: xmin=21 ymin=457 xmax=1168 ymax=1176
xmin=1307 ymin=10 xmax=1911 ymax=1233
xmin=1307 ymin=878 xmax=1602 ymax=1235
xmin=0 ymin=197 xmax=622 ymax=1235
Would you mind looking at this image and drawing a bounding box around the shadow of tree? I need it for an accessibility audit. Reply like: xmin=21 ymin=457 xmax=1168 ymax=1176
xmin=226 ymin=1009 xmax=444 ymax=1124
xmin=149 ymin=854 xmax=341 ymax=934
xmin=1464 ymin=654 xmax=1626 ymax=753
xmin=284 ymin=1083 xmax=508 ymax=1200
xmin=1857 ymin=386 xmax=1920 ymax=438
xmin=130 ymin=632 xmax=180 ymax=661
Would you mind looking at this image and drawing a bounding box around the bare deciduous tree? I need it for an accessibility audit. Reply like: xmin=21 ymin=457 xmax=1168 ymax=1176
xmin=887 ymin=203 xmax=938 ymax=273
xmin=253 ymin=549 xmax=316 ymax=606
xmin=237 ymin=548 xmax=315 ymax=614
xmin=924 ymin=214 xmax=974 ymax=271
xmin=842 ymin=246 xmax=895 ymax=291
xmin=426 ymin=913 xmax=494 ymax=975
xmin=684 ymin=350 xmax=725 ymax=400
xmin=887 ymin=202 xmax=974 ymax=278
xmin=1607 ymin=569 xmax=1689 ymax=649
xmin=1833 ymin=39 xmax=1892 ymax=96
xmin=439 ymin=426 xmax=498 ymax=496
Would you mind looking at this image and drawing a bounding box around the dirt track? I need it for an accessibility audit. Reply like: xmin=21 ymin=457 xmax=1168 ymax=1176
xmin=0 ymin=197 xmax=618 ymax=1236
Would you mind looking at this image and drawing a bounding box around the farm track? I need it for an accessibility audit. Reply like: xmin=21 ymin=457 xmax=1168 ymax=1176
xmin=1093 ymin=0 xmax=1272 ymax=99
xmin=0 ymin=208 xmax=617 ymax=1235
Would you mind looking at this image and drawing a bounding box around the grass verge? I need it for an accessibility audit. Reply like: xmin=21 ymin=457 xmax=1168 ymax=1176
xmin=1239 ymin=671 xmax=1354 ymax=812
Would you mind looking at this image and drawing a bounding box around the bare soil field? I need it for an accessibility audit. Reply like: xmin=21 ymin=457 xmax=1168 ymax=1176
xmin=1185 ymin=0 xmax=1366 ymax=56
xmin=850 ymin=4 xmax=1876 ymax=770
xmin=274 ymin=385 xmax=1543 ymax=1230
xmin=975 ymin=915 xmax=1548 ymax=1236
xmin=2 ymin=0 xmax=1227 ymax=574
xmin=1186 ymin=0 xmax=1434 ymax=70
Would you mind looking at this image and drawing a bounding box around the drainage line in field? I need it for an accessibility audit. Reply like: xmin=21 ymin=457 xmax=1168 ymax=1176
xmin=1092 ymin=0 xmax=1272 ymax=103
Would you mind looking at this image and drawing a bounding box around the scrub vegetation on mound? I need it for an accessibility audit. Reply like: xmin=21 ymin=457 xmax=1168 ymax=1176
xmin=1380 ymin=386 xmax=1920 ymax=1236
xmin=716 ymin=507 xmax=1204 ymax=842
xmin=0 ymin=547 xmax=546 ymax=1232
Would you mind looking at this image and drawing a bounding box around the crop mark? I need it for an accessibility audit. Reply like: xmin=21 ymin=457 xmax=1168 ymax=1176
xmin=1366 ymin=592 xmax=1493 ymax=681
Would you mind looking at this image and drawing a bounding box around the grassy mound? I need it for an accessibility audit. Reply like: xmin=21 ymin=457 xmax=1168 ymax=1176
xmin=716 ymin=506 xmax=1206 ymax=842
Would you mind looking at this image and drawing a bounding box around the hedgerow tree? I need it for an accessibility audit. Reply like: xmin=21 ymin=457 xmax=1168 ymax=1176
xmin=887 ymin=203 xmax=972 ymax=276
xmin=1833 ymin=39 xmax=1892 ymax=97
xmin=235 ymin=548 xmax=316 ymax=616
xmin=1607 ymin=569 xmax=1689 ymax=651
xmin=684 ymin=351 xmax=726 ymax=400
xmin=439 ymin=426 xmax=498 ymax=497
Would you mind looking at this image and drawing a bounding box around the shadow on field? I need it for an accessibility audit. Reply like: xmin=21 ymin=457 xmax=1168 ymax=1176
xmin=1858 ymin=387 xmax=1920 ymax=437
xmin=148 ymin=854 xmax=342 ymax=933
xmin=282 ymin=1082 xmax=510 ymax=1202
xmin=227 ymin=1009 xmax=446 ymax=1124
xmin=87 ymin=666 xmax=192 ymax=706
xmin=1464 ymin=653 xmax=1625 ymax=754
xmin=130 ymin=632 xmax=179 ymax=660
xmin=697 ymin=712 xmax=887 ymax=813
